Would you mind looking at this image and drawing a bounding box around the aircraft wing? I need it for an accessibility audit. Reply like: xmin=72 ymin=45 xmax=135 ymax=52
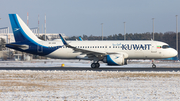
xmin=59 ymin=34 xmax=129 ymax=59
xmin=59 ymin=34 xmax=106 ymax=56
xmin=71 ymin=46 xmax=106 ymax=55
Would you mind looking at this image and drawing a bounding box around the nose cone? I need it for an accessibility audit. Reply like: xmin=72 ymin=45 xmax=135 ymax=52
xmin=171 ymin=49 xmax=178 ymax=57
xmin=162 ymin=48 xmax=178 ymax=58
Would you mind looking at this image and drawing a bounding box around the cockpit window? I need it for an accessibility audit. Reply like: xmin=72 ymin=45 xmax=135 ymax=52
xmin=162 ymin=45 xmax=170 ymax=49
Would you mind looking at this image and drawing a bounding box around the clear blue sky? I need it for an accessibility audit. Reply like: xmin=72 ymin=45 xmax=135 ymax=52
xmin=1 ymin=0 xmax=180 ymax=36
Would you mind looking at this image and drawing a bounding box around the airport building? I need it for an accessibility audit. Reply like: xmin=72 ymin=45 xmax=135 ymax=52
xmin=0 ymin=27 xmax=65 ymax=60
xmin=0 ymin=27 xmax=65 ymax=43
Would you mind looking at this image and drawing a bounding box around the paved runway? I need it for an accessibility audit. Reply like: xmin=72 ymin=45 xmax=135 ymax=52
xmin=0 ymin=67 xmax=180 ymax=72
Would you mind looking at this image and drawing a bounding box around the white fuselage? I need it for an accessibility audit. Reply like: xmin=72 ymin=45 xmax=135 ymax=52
xmin=42 ymin=40 xmax=177 ymax=60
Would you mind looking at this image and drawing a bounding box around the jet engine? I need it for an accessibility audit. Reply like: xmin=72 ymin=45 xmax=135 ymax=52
xmin=103 ymin=54 xmax=127 ymax=66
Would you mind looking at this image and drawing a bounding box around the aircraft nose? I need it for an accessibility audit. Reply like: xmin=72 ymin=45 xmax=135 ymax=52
xmin=171 ymin=49 xmax=178 ymax=57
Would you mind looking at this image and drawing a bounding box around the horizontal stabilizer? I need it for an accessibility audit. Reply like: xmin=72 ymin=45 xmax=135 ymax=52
xmin=6 ymin=44 xmax=29 ymax=50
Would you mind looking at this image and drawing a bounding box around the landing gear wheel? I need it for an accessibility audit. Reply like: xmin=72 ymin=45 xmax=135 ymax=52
xmin=91 ymin=63 xmax=100 ymax=68
xmin=152 ymin=64 xmax=156 ymax=68
xmin=91 ymin=63 xmax=96 ymax=68
xmin=152 ymin=59 xmax=156 ymax=69
xmin=95 ymin=63 xmax=100 ymax=68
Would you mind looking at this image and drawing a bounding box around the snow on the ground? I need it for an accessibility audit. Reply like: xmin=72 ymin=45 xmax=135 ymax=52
xmin=0 ymin=70 xmax=180 ymax=100
xmin=0 ymin=59 xmax=179 ymax=68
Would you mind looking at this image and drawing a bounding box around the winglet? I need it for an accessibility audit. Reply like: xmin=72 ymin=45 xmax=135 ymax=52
xmin=59 ymin=34 xmax=68 ymax=45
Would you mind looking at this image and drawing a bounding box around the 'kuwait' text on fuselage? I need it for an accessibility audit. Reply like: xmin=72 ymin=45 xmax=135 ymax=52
xmin=121 ymin=44 xmax=151 ymax=50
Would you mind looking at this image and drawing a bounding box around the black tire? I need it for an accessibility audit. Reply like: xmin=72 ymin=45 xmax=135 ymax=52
xmin=152 ymin=64 xmax=156 ymax=68
xmin=95 ymin=63 xmax=100 ymax=68
xmin=91 ymin=63 xmax=96 ymax=68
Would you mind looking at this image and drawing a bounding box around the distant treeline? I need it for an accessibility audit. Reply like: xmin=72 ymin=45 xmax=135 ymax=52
xmin=67 ymin=31 xmax=180 ymax=53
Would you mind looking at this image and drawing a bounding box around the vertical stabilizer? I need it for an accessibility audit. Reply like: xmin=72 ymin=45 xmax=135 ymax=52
xmin=9 ymin=14 xmax=41 ymax=43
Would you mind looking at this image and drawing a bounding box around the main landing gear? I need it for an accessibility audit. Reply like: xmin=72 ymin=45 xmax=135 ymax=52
xmin=91 ymin=62 xmax=100 ymax=68
xmin=152 ymin=59 xmax=156 ymax=69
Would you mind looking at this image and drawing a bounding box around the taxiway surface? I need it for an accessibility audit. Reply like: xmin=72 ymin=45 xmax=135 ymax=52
xmin=0 ymin=67 xmax=180 ymax=72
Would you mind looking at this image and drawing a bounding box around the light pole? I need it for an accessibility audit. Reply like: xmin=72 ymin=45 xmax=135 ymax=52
xmin=152 ymin=18 xmax=155 ymax=40
xmin=44 ymin=14 xmax=46 ymax=41
xmin=101 ymin=23 xmax=103 ymax=40
xmin=176 ymin=15 xmax=178 ymax=58
xmin=38 ymin=15 xmax=39 ymax=37
xmin=124 ymin=22 xmax=126 ymax=40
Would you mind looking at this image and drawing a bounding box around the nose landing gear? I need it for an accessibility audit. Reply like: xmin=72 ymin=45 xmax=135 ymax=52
xmin=152 ymin=59 xmax=156 ymax=68
xmin=152 ymin=64 xmax=156 ymax=68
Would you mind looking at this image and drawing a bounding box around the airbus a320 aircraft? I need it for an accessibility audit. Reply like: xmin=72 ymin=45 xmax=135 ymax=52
xmin=6 ymin=14 xmax=178 ymax=68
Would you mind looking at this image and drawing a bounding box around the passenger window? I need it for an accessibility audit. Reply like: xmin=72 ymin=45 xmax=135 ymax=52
xmin=109 ymin=46 xmax=111 ymax=48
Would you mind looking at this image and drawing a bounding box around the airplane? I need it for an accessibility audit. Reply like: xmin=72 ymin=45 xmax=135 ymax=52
xmin=6 ymin=14 xmax=178 ymax=68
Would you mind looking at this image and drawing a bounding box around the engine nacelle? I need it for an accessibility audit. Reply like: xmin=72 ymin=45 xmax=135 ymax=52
xmin=103 ymin=54 xmax=127 ymax=66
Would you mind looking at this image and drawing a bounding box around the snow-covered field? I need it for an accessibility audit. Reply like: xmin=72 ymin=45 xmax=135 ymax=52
xmin=0 ymin=70 xmax=180 ymax=100
xmin=0 ymin=60 xmax=180 ymax=100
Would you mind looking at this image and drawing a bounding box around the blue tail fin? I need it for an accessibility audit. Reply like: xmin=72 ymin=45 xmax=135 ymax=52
xmin=9 ymin=14 xmax=40 ymax=43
